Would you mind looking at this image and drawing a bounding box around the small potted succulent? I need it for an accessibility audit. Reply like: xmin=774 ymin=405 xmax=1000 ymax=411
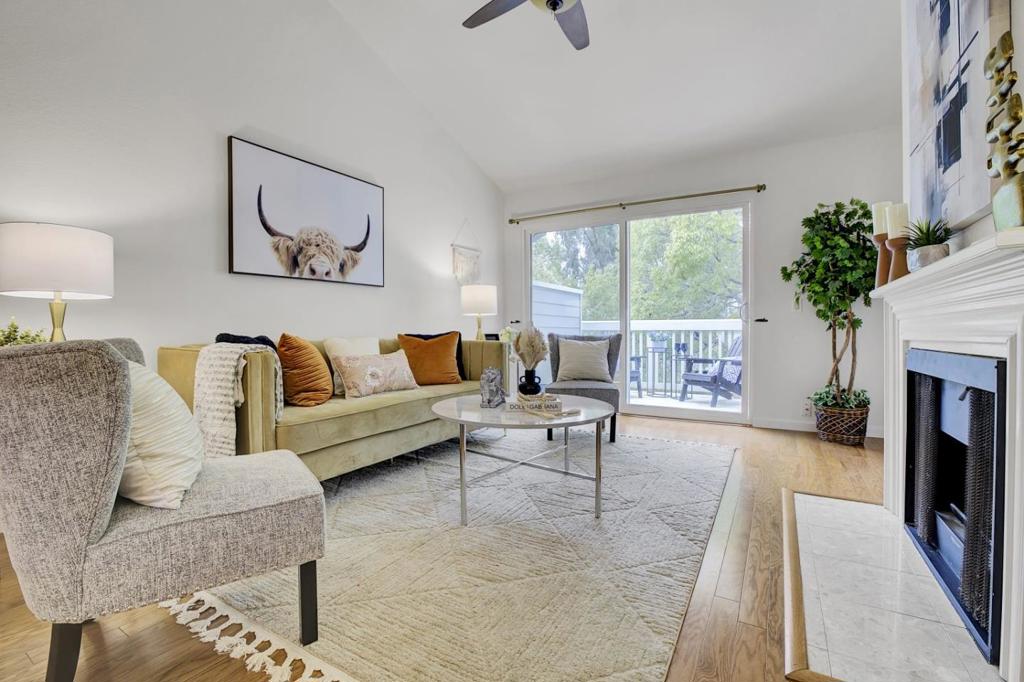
xmin=906 ymin=219 xmax=951 ymax=272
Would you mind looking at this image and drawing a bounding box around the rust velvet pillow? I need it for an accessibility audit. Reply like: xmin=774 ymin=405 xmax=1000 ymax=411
xmin=398 ymin=332 xmax=463 ymax=386
xmin=278 ymin=333 xmax=333 ymax=406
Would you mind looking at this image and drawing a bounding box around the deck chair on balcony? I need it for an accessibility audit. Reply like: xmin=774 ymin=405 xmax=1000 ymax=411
xmin=678 ymin=336 xmax=743 ymax=408
xmin=630 ymin=355 xmax=643 ymax=398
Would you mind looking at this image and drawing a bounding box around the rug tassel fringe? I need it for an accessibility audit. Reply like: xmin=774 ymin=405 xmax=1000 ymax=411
xmin=162 ymin=592 xmax=351 ymax=681
xmin=213 ymin=634 xmax=249 ymax=656
xmin=244 ymin=649 xmax=277 ymax=676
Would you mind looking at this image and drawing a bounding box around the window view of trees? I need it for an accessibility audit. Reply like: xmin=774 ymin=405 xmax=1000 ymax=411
xmin=530 ymin=208 xmax=743 ymax=322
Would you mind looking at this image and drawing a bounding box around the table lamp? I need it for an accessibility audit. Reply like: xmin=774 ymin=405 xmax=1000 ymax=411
xmin=461 ymin=284 xmax=497 ymax=341
xmin=0 ymin=223 xmax=114 ymax=341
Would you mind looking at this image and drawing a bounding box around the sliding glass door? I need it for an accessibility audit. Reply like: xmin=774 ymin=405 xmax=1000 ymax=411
xmin=624 ymin=207 xmax=748 ymax=421
xmin=525 ymin=201 xmax=749 ymax=424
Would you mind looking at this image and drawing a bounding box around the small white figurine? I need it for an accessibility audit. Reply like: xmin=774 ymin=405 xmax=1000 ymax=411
xmin=480 ymin=367 xmax=506 ymax=408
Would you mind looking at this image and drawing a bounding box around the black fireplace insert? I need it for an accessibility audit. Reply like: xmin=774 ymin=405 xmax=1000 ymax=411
xmin=905 ymin=348 xmax=1005 ymax=664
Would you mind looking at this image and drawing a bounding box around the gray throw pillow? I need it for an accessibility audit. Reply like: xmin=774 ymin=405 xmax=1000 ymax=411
xmin=557 ymin=338 xmax=613 ymax=382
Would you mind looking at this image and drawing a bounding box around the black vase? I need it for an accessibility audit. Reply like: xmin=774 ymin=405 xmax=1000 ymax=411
xmin=518 ymin=369 xmax=542 ymax=396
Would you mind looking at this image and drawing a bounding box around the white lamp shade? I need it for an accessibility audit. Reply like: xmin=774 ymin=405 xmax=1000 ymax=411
xmin=461 ymin=284 xmax=497 ymax=316
xmin=0 ymin=223 xmax=114 ymax=300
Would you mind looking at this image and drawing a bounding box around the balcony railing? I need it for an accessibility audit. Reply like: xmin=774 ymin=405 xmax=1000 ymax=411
xmin=580 ymin=319 xmax=742 ymax=396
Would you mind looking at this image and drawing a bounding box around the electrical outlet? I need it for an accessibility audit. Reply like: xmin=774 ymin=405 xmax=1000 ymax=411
xmin=802 ymin=399 xmax=813 ymax=417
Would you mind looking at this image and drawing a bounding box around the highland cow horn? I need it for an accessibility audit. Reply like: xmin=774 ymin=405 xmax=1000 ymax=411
xmin=346 ymin=215 xmax=371 ymax=253
xmin=257 ymin=185 xmax=293 ymax=239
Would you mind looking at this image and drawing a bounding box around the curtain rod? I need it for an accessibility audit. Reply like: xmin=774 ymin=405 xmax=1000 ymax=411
xmin=508 ymin=183 xmax=767 ymax=225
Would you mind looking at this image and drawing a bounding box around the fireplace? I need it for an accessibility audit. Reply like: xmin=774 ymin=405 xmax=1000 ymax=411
xmin=905 ymin=348 xmax=1006 ymax=663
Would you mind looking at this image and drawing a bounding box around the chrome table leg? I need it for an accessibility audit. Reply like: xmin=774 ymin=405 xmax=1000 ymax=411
xmin=595 ymin=420 xmax=603 ymax=518
xmin=459 ymin=423 xmax=467 ymax=526
xmin=564 ymin=426 xmax=570 ymax=472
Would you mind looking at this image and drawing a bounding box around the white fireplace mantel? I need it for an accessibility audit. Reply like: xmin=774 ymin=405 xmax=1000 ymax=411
xmin=874 ymin=230 xmax=1024 ymax=682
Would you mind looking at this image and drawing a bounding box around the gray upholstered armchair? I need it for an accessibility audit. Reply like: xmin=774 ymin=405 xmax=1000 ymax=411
xmin=0 ymin=339 xmax=325 ymax=682
xmin=545 ymin=333 xmax=622 ymax=442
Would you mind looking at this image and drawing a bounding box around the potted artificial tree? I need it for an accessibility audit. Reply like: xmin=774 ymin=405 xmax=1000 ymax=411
xmin=781 ymin=200 xmax=876 ymax=446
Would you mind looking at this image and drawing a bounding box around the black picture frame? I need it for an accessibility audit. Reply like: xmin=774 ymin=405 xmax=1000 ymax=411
xmin=228 ymin=136 xmax=385 ymax=287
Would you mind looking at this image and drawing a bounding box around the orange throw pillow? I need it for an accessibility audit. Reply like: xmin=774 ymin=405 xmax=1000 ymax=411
xmin=397 ymin=332 xmax=462 ymax=386
xmin=278 ymin=333 xmax=333 ymax=406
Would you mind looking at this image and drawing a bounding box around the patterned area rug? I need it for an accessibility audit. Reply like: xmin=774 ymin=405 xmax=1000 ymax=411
xmin=168 ymin=428 xmax=734 ymax=682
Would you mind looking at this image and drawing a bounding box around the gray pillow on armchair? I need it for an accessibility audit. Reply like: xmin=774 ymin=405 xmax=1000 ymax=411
xmin=556 ymin=338 xmax=614 ymax=382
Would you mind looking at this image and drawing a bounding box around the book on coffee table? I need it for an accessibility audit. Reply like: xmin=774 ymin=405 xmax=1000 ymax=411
xmin=507 ymin=392 xmax=564 ymax=412
xmin=520 ymin=407 xmax=583 ymax=419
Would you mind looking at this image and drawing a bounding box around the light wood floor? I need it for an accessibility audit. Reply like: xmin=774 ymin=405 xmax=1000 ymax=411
xmin=0 ymin=417 xmax=882 ymax=681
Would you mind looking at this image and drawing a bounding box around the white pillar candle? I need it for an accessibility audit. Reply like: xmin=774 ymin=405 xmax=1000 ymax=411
xmin=871 ymin=201 xmax=892 ymax=235
xmin=886 ymin=203 xmax=909 ymax=239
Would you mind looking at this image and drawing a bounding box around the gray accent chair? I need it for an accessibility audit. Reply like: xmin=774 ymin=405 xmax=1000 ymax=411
xmin=545 ymin=333 xmax=622 ymax=442
xmin=0 ymin=339 xmax=326 ymax=682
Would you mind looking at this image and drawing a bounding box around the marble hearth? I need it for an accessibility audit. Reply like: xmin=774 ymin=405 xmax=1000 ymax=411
xmin=790 ymin=493 xmax=1001 ymax=682
xmin=874 ymin=232 xmax=1024 ymax=682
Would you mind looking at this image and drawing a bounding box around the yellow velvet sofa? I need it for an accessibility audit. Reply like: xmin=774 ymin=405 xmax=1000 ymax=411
xmin=157 ymin=338 xmax=506 ymax=481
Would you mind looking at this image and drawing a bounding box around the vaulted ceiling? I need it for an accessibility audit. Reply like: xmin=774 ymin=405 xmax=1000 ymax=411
xmin=331 ymin=0 xmax=901 ymax=194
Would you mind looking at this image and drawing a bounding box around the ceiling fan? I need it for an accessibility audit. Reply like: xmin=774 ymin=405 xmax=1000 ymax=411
xmin=463 ymin=0 xmax=590 ymax=51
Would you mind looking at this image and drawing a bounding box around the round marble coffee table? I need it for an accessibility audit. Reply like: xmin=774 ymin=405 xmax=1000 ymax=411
xmin=432 ymin=395 xmax=615 ymax=525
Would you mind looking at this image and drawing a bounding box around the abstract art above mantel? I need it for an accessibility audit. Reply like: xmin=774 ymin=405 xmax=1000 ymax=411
xmin=904 ymin=0 xmax=1010 ymax=230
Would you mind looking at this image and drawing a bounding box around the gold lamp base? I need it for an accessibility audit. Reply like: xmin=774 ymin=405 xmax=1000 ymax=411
xmin=475 ymin=315 xmax=485 ymax=341
xmin=49 ymin=298 xmax=67 ymax=342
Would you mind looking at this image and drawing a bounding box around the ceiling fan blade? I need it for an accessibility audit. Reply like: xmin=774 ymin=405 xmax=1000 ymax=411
xmin=463 ymin=0 xmax=529 ymax=28
xmin=556 ymin=0 xmax=589 ymax=50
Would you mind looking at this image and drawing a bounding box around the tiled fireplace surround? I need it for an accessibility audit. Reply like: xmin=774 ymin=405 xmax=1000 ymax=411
xmin=877 ymin=233 xmax=1024 ymax=682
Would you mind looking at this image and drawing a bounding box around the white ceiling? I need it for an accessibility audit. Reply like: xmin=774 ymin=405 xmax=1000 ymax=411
xmin=331 ymin=0 xmax=901 ymax=194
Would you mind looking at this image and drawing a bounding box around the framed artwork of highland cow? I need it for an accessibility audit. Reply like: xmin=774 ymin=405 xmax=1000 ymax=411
xmin=228 ymin=136 xmax=384 ymax=286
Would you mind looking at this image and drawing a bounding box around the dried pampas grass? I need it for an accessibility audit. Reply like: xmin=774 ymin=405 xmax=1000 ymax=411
xmin=514 ymin=326 xmax=548 ymax=370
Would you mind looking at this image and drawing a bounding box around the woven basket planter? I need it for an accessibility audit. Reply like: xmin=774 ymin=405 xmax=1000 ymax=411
xmin=814 ymin=405 xmax=869 ymax=446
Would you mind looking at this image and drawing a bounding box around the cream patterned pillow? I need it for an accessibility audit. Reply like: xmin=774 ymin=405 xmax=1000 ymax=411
xmin=324 ymin=336 xmax=380 ymax=395
xmin=336 ymin=350 xmax=419 ymax=398
xmin=120 ymin=361 xmax=204 ymax=509
xmin=556 ymin=338 xmax=613 ymax=383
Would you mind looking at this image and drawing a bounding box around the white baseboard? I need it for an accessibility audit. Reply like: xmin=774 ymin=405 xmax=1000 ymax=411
xmin=752 ymin=417 xmax=883 ymax=439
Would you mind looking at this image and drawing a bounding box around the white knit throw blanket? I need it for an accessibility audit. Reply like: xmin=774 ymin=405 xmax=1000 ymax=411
xmin=194 ymin=343 xmax=283 ymax=457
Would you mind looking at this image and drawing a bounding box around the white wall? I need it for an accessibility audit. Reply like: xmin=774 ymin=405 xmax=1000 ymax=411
xmin=504 ymin=127 xmax=902 ymax=436
xmin=0 ymin=0 xmax=505 ymax=363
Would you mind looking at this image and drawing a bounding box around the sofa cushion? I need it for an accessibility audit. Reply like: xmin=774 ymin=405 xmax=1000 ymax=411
xmin=402 ymin=331 xmax=467 ymax=379
xmin=398 ymin=333 xmax=462 ymax=386
xmin=279 ymin=333 xmax=333 ymax=406
xmin=334 ymin=350 xmax=418 ymax=398
xmin=82 ymin=450 xmax=324 ymax=618
xmin=323 ymin=336 xmax=380 ymax=396
xmin=276 ymin=381 xmax=477 ymax=454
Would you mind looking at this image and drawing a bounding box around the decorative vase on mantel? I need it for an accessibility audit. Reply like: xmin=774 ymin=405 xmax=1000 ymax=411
xmin=518 ymin=369 xmax=543 ymax=396
xmin=907 ymin=244 xmax=950 ymax=273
